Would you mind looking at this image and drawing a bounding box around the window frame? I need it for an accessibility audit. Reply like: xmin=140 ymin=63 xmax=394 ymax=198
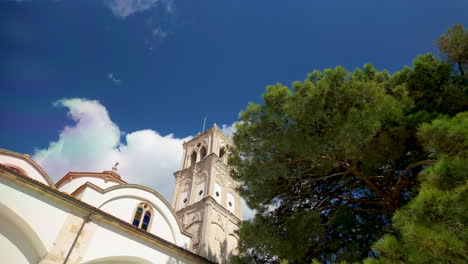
xmin=131 ymin=202 xmax=154 ymax=231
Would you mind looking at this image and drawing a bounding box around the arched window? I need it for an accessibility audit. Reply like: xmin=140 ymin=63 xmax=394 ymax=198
xmin=132 ymin=202 xmax=153 ymax=231
xmin=200 ymin=146 xmax=207 ymax=159
xmin=191 ymin=152 xmax=197 ymax=166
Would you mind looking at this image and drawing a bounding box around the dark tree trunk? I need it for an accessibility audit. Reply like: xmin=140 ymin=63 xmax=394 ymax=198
xmin=457 ymin=61 xmax=464 ymax=77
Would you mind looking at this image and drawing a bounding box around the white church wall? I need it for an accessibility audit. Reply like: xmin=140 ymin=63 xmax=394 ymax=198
xmin=99 ymin=197 xmax=174 ymax=243
xmin=81 ymin=255 xmax=153 ymax=264
xmin=80 ymin=222 xmax=196 ymax=264
xmin=94 ymin=186 xmax=191 ymax=248
xmin=0 ymin=154 xmax=51 ymax=186
xmin=0 ymin=233 xmax=30 ymax=264
xmin=0 ymin=204 xmax=47 ymax=264
xmin=58 ymin=177 xmax=120 ymax=194
xmin=74 ymin=185 xmax=102 ymax=201
xmin=0 ymin=174 xmax=205 ymax=264
xmin=0 ymin=177 xmax=69 ymax=253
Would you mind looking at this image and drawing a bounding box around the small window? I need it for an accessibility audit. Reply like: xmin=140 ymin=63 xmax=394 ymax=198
xmin=199 ymin=190 xmax=203 ymax=195
xmin=228 ymin=201 xmax=232 ymax=207
xmin=132 ymin=202 xmax=153 ymax=231
xmin=191 ymin=152 xmax=197 ymax=166
xmin=200 ymin=146 xmax=207 ymax=159
xmin=183 ymin=198 xmax=188 ymax=203
xmin=216 ymin=191 xmax=220 ymax=197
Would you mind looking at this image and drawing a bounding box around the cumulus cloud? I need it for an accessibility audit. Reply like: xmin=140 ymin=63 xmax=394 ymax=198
xmin=33 ymin=98 xmax=191 ymax=200
xmin=107 ymin=72 xmax=121 ymax=85
xmin=103 ymin=0 xmax=160 ymax=18
xmin=33 ymin=98 xmax=255 ymax=219
xmin=220 ymin=122 xmax=237 ymax=137
xmin=242 ymin=200 xmax=256 ymax=220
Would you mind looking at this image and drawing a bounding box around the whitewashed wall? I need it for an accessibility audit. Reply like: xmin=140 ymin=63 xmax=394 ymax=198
xmin=58 ymin=177 xmax=120 ymax=194
xmin=0 ymin=177 xmax=197 ymax=264
xmin=0 ymin=155 xmax=51 ymax=186
xmin=81 ymin=223 xmax=195 ymax=264
xmin=84 ymin=186 xmax=192 ymax=248
xmin=0 ymin=151 xmax=198 ymax=264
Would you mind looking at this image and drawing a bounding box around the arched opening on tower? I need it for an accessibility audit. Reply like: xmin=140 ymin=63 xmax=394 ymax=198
xmin=191 ymin=152 xmax=197 ymax=166
xmin=219 ymin=148 xmax=225 ymax=160
xmin=200 ymin=146 xmax=207 ymax=159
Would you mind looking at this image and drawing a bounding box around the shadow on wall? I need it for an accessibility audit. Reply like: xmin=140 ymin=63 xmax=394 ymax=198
xmin=182 ymin=240 xmax=232 ymax=264
xmin=0 ymin=202 xmax=48 ymax=264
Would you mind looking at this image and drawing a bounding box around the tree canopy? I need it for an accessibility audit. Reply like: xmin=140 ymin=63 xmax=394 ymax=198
xmin=435 ymin=24 xmax=468 ymax=78
xmin=229 ymin=25 xmax=468 ymax=264
xmin=364 ymin=113 xmax=468 ymax=264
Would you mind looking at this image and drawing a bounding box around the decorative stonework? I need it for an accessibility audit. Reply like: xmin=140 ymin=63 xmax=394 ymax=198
xmin=195 ymin=173 xmax=207 ymax=184
xmin=173 ymin=125 xmax=242 ymax=263
xmin=181 ymin=180 xmax=191 ymax=192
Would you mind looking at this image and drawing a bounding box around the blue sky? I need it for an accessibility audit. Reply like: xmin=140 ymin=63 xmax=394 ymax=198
xmin=0 ymin=0 xmax=467 ymax=209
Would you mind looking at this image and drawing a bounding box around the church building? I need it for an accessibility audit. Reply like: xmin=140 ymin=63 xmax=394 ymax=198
xmin=0 ymin=125 xmax=241 ymax=264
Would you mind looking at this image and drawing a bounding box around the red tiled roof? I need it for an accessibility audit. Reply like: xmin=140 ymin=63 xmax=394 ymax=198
xmin=55 ymin=171 xmax=127 ymax=188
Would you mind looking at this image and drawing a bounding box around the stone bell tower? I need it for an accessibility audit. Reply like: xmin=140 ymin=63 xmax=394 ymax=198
xmin=172 ymin=124 xmax=241 ymax=263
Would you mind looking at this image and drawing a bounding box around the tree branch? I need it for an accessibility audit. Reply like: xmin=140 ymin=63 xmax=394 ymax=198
xmin=306 ymin=172 xmax=346 ymax=182
xmin=318 ymin=205 xmax=392 ymax=215
xmin=336 ymin=196 xmax=387 ymax=206
xmin=393 ymin=160 xmax=437 ymax=200
xmin=265 ymin=158 xmax=307 ymax=169
xmin=339 ymin=161 xmax=388 ymax=202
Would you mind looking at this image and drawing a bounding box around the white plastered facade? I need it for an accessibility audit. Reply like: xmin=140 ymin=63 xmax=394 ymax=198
xmin=0 ymin=148 xmax=214 ymax=264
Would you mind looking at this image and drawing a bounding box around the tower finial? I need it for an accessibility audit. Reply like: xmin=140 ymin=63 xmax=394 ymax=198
xmin=112 ymin=162 xmax=119 ymax=172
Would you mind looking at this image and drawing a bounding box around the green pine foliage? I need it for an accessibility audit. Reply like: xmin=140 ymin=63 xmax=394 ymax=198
xmin=229 ymin=25 xmax=468 ymax=264
xmin=366 ymin=113 xmax=468 ymax=264
xmin=435 ymin=24 xmax=468 ymax=78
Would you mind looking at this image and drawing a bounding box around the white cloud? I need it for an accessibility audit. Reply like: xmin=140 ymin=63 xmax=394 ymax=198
xmin=107 ymin=72 xmax=121 ymax=85
xmin=103 ymin=0 xmax=160 ymax=18
xmin=33 ymin=98 xmax=255 ymax=219
xmin=242 ymin=199 xmax=256 ymax=220
xmin=220 ymin=122 xmax=237 ymax=137
xmin=33 ymin=98 xmax=191 ymax=200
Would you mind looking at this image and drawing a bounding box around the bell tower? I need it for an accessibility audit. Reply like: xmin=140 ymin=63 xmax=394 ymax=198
xmin=172 ymin=124 xmax=241 ymax=263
